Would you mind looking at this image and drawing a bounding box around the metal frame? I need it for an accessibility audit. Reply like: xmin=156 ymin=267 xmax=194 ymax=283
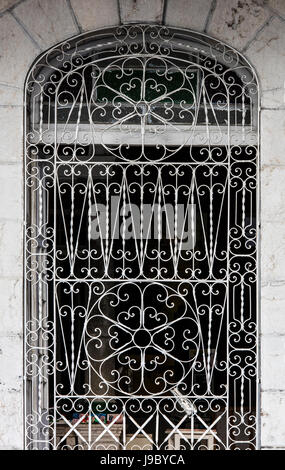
xmin=24 ymin=24 xmax=260 ymax=450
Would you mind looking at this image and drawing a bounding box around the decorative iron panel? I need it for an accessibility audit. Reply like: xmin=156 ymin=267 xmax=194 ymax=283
xmin=24 ymin=25 xmax=259 ymax=450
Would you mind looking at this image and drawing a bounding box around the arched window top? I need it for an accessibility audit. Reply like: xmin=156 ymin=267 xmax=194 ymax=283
xmin=26 ymin=24 xmax=258 ymax=86
xmin=25 ymin=24 xmax=259 ymax=163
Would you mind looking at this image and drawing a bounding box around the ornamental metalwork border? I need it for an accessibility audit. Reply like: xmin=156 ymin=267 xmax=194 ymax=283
xmin=24 ymin=24 xmax=260 ymax=450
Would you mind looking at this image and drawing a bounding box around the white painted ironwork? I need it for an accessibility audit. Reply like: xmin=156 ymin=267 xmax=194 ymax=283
xmin=24 ymin=24 xmax=259 ymax=450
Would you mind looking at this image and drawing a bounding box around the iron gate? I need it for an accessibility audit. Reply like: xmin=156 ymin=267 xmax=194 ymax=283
xmin=24 ymin=24 xmax=259 ymax=450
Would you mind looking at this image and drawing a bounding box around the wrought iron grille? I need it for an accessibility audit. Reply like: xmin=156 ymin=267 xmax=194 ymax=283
xmin=24 ymin=24 xmax=259 ymax=450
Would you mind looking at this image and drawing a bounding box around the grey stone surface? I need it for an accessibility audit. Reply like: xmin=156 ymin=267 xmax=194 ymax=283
xmin=208 ymin=0 xmax=270 ymax=50
xmin=0 ymin=0 xmax=17 ymax=14
xmin=119 ymin=0 xmax=164 ymax=24
xmin=261 ymin=221 xmax=285 ymax=282
xmin=261 ymin=335 xmax=285 ymax=391
xmin=0 ymin=12 xmax=38 ymax=88
xmin=0 ymin=84 xmax=22 ymax=107
xmin=0 ymin=335 xmax=22 ymax=390
xmin=0 ymin=164 xmax=22 ymax=220
xmin=261 ymin=110 xmax=285 ymax=166
xmin=246 ymin=17 xmax=285 ymax=103
xmin=0 ymin=388 xmax=22 ymax=449
xmin=0 ymin=219 xmax=23 ymax=278
xmin=261 ymin=166 xmax=285 ymax=221
xmin=261 ymin=88 xmax=285 ymax=110
xmin=0 ymin=279 xmax=22 ymax=336
xmin=165 ymin=0 xmax=212 ymax=31
xmin=261 ymin=391 xmax=285 ymax=447
xmin=261 ymin=283 xmax=285 ymax=336
xmin=13 ymin=0 xmax=78 ymax=50
xmin=268 ymin=0 xmax=285 ymax=19
xmin=71 ymin=0 xmax=119 ymax=31
xmin=0 ymin=106 xmax=23 ymax=162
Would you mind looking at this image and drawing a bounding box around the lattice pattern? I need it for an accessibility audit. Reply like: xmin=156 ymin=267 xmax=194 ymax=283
xmin=24 ymin=25 xmax=259 ymax=450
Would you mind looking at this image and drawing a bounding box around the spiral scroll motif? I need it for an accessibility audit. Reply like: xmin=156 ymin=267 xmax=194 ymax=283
xmin=24 ymin=24 xmax=259 ymax=450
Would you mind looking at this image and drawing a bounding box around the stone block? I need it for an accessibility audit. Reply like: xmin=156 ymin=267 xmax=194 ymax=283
xmin=0 ymin=106 xmax=23 ymax=163
xmin=0 ymin=219 xmax=23 ymax=278
xmin=0 ymin=13 xmax=39 ymax=88
xmin=165 ymin=0 xmax=212 ymax=31
xmin=246 ymin=17 xmax=285 ymax=104
xmin=261 ymin=87 xmax=285 ymax=110
xmin=0 ymin=278 xmax=22 ymax=336
xmin=261 ymin=335 xmax=285 ymax=390
xmin=261 ymin=166 xmax=285 ymax=221
xmin=261 ymin=283 xmax=285 ymax=336
xmin=261 ymin=390 xmax=285 ymax=448
xmin=261 ymin=221 xmax=285 ymax=283
xmin=261 ymin=109 xmax=285 ymax=166
xmin=207 ymin=0 xmax=269 ymax=50
xmin=0 ymin=388 xmax=23 ymax=449
xmin=71 ymin=0 xmax=119 ymax=31
xmin=0 ymin=335 xmax=23 ymax=390
xmin=119 ymin=0 xmax=164 ymax=24
xmin=13 ymin=0 xmax=78 ymax=50
xmin=0 ymin=85 xmax=22 ymax=107
xmin=268 ymin=0 xmax=285 ymax=19
xmin=0 ymin=0 xmax=16 ymax=14
xmin=0 ymin=164 xmax=23 ymax=220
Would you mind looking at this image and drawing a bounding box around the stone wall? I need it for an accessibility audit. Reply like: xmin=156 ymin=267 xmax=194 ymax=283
xmin=0 ymin=0 xmax=284 ymax=449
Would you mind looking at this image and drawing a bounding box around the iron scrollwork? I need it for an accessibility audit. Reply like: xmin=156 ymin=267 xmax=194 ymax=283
xmin=24 ymin=24 xmax=259 ymax=450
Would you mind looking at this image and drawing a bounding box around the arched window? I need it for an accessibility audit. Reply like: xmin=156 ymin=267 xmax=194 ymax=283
xmin=24 ymin=24 xmax=259 ymax=450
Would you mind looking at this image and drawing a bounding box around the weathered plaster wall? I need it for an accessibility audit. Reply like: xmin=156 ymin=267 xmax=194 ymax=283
xmin=0 ymin=0 xmax=284 ymax=449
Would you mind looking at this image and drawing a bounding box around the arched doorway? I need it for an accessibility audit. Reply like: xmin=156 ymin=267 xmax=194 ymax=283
xmin=24 ymin=24 xmax=259 ymax=450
